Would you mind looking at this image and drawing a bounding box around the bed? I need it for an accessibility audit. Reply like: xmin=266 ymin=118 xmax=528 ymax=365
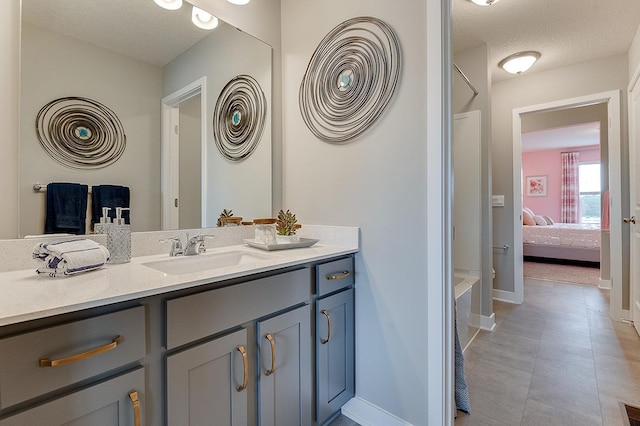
xmin=522 ymin=223 xmax=601 ymax=263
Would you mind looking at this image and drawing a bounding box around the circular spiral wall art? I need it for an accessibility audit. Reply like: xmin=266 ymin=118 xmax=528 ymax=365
xmin=35 ymin=97 xmax=126 ymax=169
xmin=213 ymin=75 xmax=267 ymax=161
xmin=299 ymin=16 xmax=402 ymax=144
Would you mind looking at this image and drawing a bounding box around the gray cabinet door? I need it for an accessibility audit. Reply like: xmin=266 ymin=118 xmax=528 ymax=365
xmin=0 ymin=368 xmax=144 ymax=426
xmin=316 ymin=289 xmax=354 ymax=425
xmin=166 ymin=329 xmax=248 ymax=426
xmin=257 ymin=305 xmax=312 ymax=426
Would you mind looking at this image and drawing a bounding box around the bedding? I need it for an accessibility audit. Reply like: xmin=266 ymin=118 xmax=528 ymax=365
xmin=523 ymin=223 xmax=601 ymax=263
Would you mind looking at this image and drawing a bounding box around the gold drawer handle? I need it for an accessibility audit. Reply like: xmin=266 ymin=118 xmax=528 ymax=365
xmin=320 ymin=309 xmax=332 ymax=344
xmin=327 ymin=271 xmax=350 ymax=280
xmin=129 ymin=390 xmax=141 ymax=426
xmin=39 ymin=335 xmax=122 ymax=368
xmin=265 ymin=333 xmax=276 ymax=376
xmin=236 ymin=345 xmax=248 ymax=392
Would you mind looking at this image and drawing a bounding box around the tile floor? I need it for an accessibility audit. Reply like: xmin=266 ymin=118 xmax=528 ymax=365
xmin=456 ymin=277 xmax=640 ymax=425
xmin=328 ymin=414 xmax=360 ymax=426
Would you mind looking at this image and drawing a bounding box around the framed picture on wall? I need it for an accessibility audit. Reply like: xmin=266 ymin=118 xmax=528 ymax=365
xmin=526 ymin=175 xmax=547 ymax=197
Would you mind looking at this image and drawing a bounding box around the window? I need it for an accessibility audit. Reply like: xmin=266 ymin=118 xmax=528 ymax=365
xmin=578 ymin=163 xmax=601 ymax=224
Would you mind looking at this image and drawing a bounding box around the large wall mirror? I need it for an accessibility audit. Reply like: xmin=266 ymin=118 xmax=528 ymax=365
xmin=18 ymin=0 xmax=272 ymax=237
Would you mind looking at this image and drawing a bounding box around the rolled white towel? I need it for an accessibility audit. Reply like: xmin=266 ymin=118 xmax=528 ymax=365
xmin=33 ymin=239 xmax=110 ymax=277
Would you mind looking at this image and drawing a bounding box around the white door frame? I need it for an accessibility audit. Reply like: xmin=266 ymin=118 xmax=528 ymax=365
xmin=160 ymin=77 xmax=208 ymax=230
xmin=628 ymin=66 xmax=640 ymax=332
xmin=512 ymin=90 xmax=625 ymax=320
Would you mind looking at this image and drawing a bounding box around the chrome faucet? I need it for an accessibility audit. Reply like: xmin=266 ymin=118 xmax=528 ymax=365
xmin=185 ymin=234 xmax=207 ymax=256
xmin=160 ymin=236 xmax=184 ymax=257
xmin=161 ymin=234 xmax=212 ymax=257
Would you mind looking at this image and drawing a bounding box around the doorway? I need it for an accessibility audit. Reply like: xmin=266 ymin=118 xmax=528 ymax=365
xmin=178 ymin=95 xmax=202 ymax=229
xmin=511 ymin=91 xmax=626 ymax=320
xmin=161 ymin=77 xmax=208 ymax=230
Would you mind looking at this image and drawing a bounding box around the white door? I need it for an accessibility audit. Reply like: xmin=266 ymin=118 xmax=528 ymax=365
xmin=160 ymin=77 xmax=207 ymax=230
xmin=167 ymin=107 xmax=180 ymax=229
xmin=630 ymin=76 xmax=640 ymax=335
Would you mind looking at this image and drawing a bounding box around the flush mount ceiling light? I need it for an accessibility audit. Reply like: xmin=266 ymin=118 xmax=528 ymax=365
xmin=153 ymin=0 xmax=183 ymax=10
xmin=468 ymin=0 xmax=501 ymax=6
xmin=227 ymin=0 xmax=251 ymax=4
xmin=192 ymin=6 xmax=219 ymax=30
xmin=498 ymin=51 xmax=541 ymax=74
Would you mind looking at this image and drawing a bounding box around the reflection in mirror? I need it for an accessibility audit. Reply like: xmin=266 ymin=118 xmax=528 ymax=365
xmin=19 ymin=0 xmax=272 ymax=238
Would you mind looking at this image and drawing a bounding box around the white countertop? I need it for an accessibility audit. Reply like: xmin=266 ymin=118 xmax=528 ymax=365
xmin=0 ymin=230 xmax=358 ymax=327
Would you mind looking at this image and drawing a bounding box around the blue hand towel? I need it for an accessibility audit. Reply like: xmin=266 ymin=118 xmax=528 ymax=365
xmin=454 ymin=303 xmax=471 ymax=414
xmin=45 ymin=183 xmax=88 ymax=235
xmin=91 ymin=185 xmax=130 ymax=226
xmin=33 ymin=238 xmax=110 ymax=277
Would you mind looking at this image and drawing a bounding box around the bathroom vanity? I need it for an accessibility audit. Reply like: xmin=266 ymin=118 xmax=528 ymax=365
xmin=0 ymin=231 xmax=357 ymax=426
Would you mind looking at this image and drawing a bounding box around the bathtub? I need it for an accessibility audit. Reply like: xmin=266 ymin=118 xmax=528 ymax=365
xmin=454 ymin=272 xmax=481 ymax=353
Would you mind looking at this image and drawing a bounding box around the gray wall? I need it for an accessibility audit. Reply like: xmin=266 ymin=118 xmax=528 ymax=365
xmin=630 ymin=25 xmax=640 ymax=77
xmin=453 ymin=44 xmax=493 ymax=318
xmin=191 ymin=0 xmax=283 ymax=216
xmin=0 ymin=0 xmax=21 ymax=238
xmin=281 ymin=0 xmax=446 ymax=423
xmin=491 ymin=54 xmax=629 ymax=301
xmin=163 ymin=23 xmax=272 ymax=225
xmin=20 ymin=23 xmax=162 ymax=236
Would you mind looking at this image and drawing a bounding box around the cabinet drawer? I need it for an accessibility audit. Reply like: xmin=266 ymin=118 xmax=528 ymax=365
xmin=166 ymin=268 xmax=311 ymax=350
xmin=316 ymin=257 xmax=354 ymax=297
xmin=0 ymin=368 xmax=144 ymax=426
xmin=0 ymin=306 xmax=146 ymax=409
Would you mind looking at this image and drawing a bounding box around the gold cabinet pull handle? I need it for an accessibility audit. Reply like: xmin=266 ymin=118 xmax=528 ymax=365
xmin=320 ymin=309 xmax=332 ymax=344
xmin=129 ymin=390 xmax=141 ymax=426
xmin=265 ymin=333 xmax=276 ymax=376
xmin=327 ymin=271 xmax=350 ymax=280
xmin=39 ymin=335 xmax=122 ymax=367
xmin=236 ymin=345 xmax=248 ymax=392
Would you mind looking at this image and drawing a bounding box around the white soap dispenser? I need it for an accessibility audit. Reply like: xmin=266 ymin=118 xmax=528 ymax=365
xmin=106 ymin=207 xmax=131 ymax=263
xmin=94 ymin=207 xmax=112 ymax=234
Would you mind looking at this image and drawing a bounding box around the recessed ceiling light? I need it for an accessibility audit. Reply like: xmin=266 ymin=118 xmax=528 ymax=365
xmin=468 ymin=0 xmax=501 ymax=6
xmin=227 ymin=0 xmax=251 ymax=4
xmin=192 ymin=6 xmax=219 ymax=30
xmin=153 ymin=0 xmax=183 ymax=10
xmin=498 ymin=51 xmax=541 ymax=74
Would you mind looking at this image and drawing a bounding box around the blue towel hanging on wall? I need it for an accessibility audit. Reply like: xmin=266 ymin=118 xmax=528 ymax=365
xmin=44 ymin=183 xmax=88 ymax=235
xmin=91 ymin=185 xmax=130 ymax=226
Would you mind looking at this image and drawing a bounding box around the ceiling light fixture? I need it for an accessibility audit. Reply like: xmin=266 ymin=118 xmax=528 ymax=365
xmin=468 ymin=0 xmax=501 ymax=6
xmin=192 ymin=6 xmax=219 ymax=30
xmin=227 ymin=0 xmax=251 ymax=4
xmin=498 ymin=51 xmax=541 ymax=74
xmin=153 ymin=0 xmax=183 ymax=10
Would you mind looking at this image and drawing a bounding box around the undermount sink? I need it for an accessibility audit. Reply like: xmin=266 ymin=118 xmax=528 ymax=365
xmin=142 ymin=250 xmax=276 ymax=275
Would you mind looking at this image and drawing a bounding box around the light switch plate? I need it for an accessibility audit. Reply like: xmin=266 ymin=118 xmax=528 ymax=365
xmin=492 ymin=195 xmax=505 ymax=207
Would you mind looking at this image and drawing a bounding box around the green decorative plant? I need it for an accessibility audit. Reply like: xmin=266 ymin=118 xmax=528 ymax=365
xmin=276 ymin=209 xmax=297 ymax=236
xmin=216 ymin=209 xmax=234 ymax=227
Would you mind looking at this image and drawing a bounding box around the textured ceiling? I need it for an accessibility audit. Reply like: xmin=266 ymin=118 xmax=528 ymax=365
xmin=22 ymin=0 xmax=219 ymax=67
xmin=453 ymin=0 xmax=640 ymax=82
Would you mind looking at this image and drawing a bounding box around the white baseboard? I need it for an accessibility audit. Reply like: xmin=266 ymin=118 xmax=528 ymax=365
xmin=598 ymin=279 xmax=611 ymax=290
xmin=478 ymin=313 xmax=496 ymax=331
xmin=341 ymin=397 xmax=413 ymax=426
xmin=469 ymin=312 xmax=495 ymax=331
xmin=493 ymin=289 xmax=518 ymax=304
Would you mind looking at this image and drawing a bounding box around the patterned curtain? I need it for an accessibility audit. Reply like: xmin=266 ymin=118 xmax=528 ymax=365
xmin=561 ymin=152 xmax=580 ymax=223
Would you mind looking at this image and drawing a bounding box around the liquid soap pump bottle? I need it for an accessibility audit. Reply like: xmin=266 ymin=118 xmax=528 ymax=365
xmin=107 ymin=207 xmax=131 ymax=263
xmin=94 ymin=207 xmax=112 ymax=234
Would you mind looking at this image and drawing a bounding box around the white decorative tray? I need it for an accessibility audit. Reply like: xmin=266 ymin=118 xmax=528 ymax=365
xmin=243 ymin=238 xmax=319 ymax=251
